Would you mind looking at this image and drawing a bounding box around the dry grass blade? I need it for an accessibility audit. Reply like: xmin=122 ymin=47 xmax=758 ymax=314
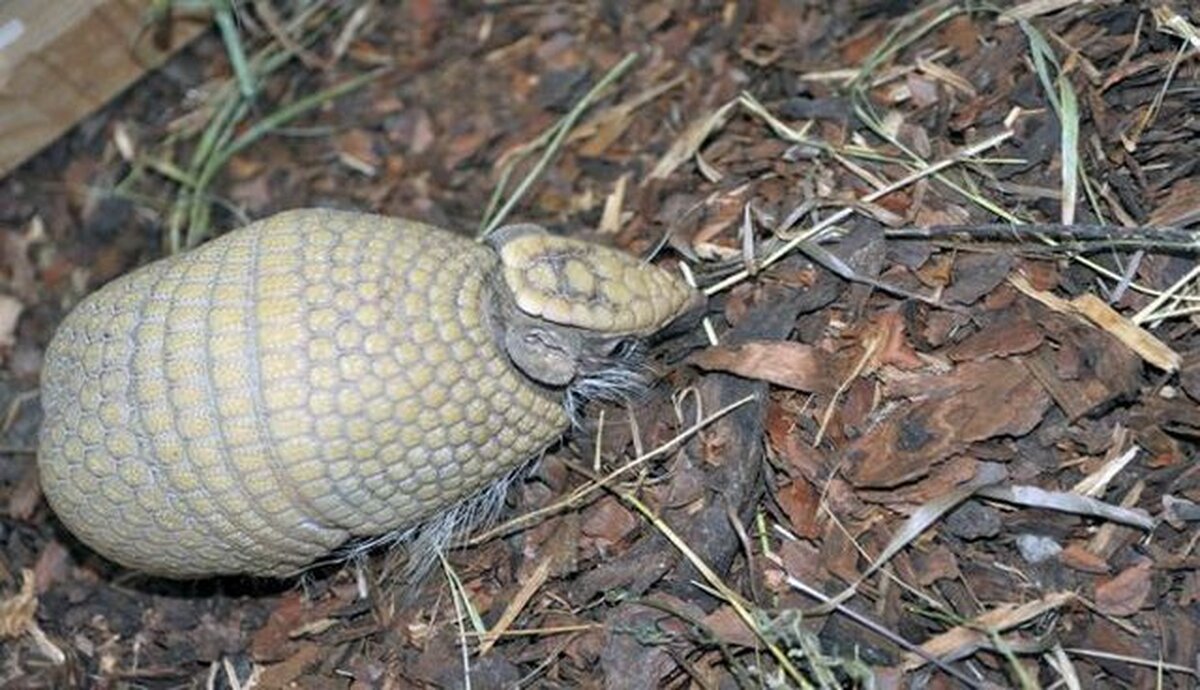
xmin=129 ymin=2 xmax=375 ymax=252
xmin=902 ymin=591 xmax=1077 ymax=671
xmin=615 ymin=491 xmax=814 ymax=689
xmin=704 ymin=129 xmax=1015 ymax=296
xmin=976 ymin=484 xmax=1154 ymax=530
xmin=645 ymin=99 xmax=738 ymax=182
xmin=1063 ymin=647 xmax=1200 ymax=679
xmin=479 ymin=52 xmax=639 ymax=238
xmin=884 ymin=223 xmax=1200 ymax=253
xmin=817 ymin=476 xmax=998 ymax=613
xmin=776 ymin=563 xmax=985 ymax=689
xmin=1153 ymin=5 xmax=1200 ymax=50
xmin=1121 ymin=7 xmax=1197 ymax=149
xmin=1002 ymin=0 xmax=1093 ymax=22
xmin=1009 ymin=274 xmax=1182 ymax=371
xmin=463 ymin=394 xmax=756 ymax=546
xmin=1046 ymin=643 xmax=1084 ymax=690
xmin=1134 ymin=263 xmax=1200 ymax=325
xmin=1016 ymin=14 xmax=1109 ymax=229
xmin=0 ymin=569 xmax=36 ymax=639
xmin=438 ymin=552 xmax=483 ymax=690
xmin=477 ymin=555 xmax=553 ymax=655
xmin=1072 ymin=446 xmax=1139 ymax=497
xmin=181 ymin=68 xmax=384 ymax=249
xmin=0 ymin=569 xmax=64 ymax=664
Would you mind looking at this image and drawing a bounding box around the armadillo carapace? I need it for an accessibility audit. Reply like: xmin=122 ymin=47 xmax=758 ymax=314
xmin=37 ymin=208 xmax=701 ymax=578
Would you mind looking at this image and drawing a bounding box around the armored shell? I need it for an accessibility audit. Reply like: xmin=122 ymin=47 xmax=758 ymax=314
xmin=34 ymin=208 xmax=694 ymax=580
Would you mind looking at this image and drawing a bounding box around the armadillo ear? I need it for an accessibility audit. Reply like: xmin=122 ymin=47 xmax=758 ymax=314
xmin=485 ymin=223 xmax=548 ymax=251
xmin=504 ymin=323 xmax=580 ymax=387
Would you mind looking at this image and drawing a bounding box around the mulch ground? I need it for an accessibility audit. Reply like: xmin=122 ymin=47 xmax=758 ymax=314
xmin=2 ymin=1 xmax=1199 ymax=688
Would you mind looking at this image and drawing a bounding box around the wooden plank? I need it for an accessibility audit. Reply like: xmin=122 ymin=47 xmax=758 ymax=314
xmin=0 ymin=0 xmax=209 ymax=176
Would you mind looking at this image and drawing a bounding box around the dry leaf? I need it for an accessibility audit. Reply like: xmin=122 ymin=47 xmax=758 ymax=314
xmin=689 ymin=341 xmax=839 ymax=393
xmin=864 ymin=310 xmax=923 ymax=370
xmin=0 ymin=569 xmax=36 ymax=639
xmin=1094 ymin=559 xmax=1153 ymax=617
xmin=1058 ymin=543 xmax=1110 ymax=574
xmin=848 ymin=359 xmax=1050 ymax=488
xmin=903 ymin=591 xmax=1076 ymax=669
xmin=776 ymin=479 xmax=821 ymax=540
xmin=256 ymin=643 xmax=323 ymax=688
xmin=702 ymin=605 xmax=757 ymax=648
xmin=647 ymin=100 xmax=736 ymax=181
xmin=1009 ymin=274 xmax=1180 ymax=372
xmin=0 ymin=294 xmax=23 ymax=351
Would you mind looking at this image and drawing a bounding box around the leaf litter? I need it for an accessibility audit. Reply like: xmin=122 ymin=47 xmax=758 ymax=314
xmin=1 ymin=1 xmax=1199 ymax=687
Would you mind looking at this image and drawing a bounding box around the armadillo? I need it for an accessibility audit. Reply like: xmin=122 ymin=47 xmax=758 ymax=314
xmin=37 ymin=208 xmax=701 ymax=578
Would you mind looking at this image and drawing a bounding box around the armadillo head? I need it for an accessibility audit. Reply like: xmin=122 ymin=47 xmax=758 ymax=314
xmin=487 ymin=224 xmax=704 ymax=392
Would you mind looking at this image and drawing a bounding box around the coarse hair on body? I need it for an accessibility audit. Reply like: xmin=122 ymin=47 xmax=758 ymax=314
xmin=298 ymin=341 xmax=655 ymax=595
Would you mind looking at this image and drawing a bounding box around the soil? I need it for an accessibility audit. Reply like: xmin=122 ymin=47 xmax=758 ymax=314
xmin=1 ymin=1 xmax=1199 ymax=688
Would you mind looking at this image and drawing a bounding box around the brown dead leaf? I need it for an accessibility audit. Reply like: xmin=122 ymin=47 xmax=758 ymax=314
xmin=857 ymin=455 xmax=983 ymax=506
xmin=765 ymin=400 xmax=818 ymax=477
xmin=2 ymin=217 xmax=43 ymax=302
xmin=647 ymin=100 xmax=736 ymax=181
xmin=581 ymin=496 xmax=638 ymax=552
xmin=1094 ymin=558 xmax=1153 ymax=617
xmin=903 ymin=591 xmax=1076 ymax=670
xmin=410 ymin=109 xmax=435 ymax=154
xmin=776 ymin=537 xmax=820 ymax=582
xmin=445 ymin=120 xmax=494 ymax=171
xmin=1059 ymin=543 xmax=1110 ymax=574
xmin=847 ymin=359 xmax=1050 ymax=488
xmin=776 ymin=479 xmax=821 ymax=540
xmin=939 ymin=14 xmax=981 ymax=57
xmin=1010 ymin=274 xmax=1180 ymax=372
xmin=702 ymin=605 xmax=758 ymax=648
xmin=946 ymin=310 xmax=1043 ymax=362
xmin=1182 ymin=571 xmax=1200 ymax=606
xmin=6 ymin=460 xmax=40 ymax=521
xmin=914 ymin=252 xmax=954 ymax=288
xmin=33 ymin=541 xmax=70 ymax=595
xmin=820 ymin=519 xmax=862 ymax=586
xmin=1147 ymin=176 xmax=1200 ymax=228
xmin=1180 ymin=349 xmax=1200 ymax=403
xmin=256 ymin=643 xmax=323 ymax=688
xmin=229 ymin=174 xmax=272 ymax=211
xmin=905 ymin=73 xmax=940 ymax=108
xmin=336 ymin=128 xmax=381 ymax=176
xmin=838 ymin=377 xmax=877 ymax=438
xmin=226 ymin=154 xmax=265 ymax=180
xmin=689 ymin=341 xmax=840 ymax=393
xmin=0 ymin=569 xmax=36 ymax=639
xmin=1024 ymin=330 xmax=1140 ymax=422
xmin=250 ymin=592 xmax=307 ymax=662
xmin=911 ymin=545 xmax=961 ymax=586
xmin=864 ymin=310 xmax=924 ymax=370
xmin=839 ymin=24 xmax=887 ymax=64
xmin=946 ymin=252 xmax=1014 ymax=305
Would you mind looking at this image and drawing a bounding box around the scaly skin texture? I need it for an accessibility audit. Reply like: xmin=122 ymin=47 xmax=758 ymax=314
xmin=38 ymin=209 xmax=700 ymax=579
xmin=499 ymin=233 xmax=697 ymax=335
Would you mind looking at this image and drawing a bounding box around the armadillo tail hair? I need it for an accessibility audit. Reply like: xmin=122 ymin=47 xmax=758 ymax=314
xmin=392 ymin=466 xmax=518 ymax=589
xmin=307 ymin=455 xmax=535 ymax=600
